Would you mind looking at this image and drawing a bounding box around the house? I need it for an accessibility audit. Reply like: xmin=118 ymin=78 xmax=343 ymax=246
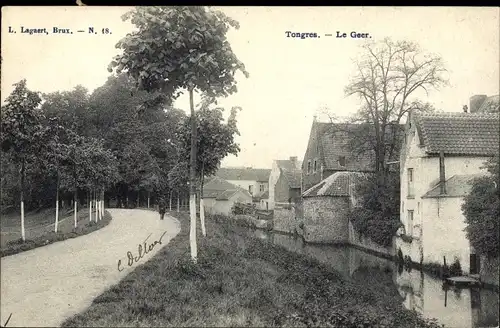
xmin=215 ymin=167 xmax=271 ymax=207
xmin=268 ymin=156 xmax=302 ymax=210
xmin=397 ymin=106 xmax=499 ymax=275
xmin=202 ymin=176 xmax=253 ymax=216
xmin=301 ymin=119 xmax=375 ymax=192
xmin=302 ymin=171 xmax=366 ymax=243
xmin=469 ymin=94 xmax=500 ymax=113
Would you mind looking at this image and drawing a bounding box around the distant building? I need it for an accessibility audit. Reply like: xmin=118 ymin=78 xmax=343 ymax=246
xmin=268 ymin=156 xmax=302 ymax=210
xmin=468 ymin=94 xmax=499 ymax=113
xmin=202 ymin=176 xmax=252 ymax=216
xmin=215 ymin=167 xmax=271 ymax=208
xmin=397 ymin=109 xmax=499 ymax=274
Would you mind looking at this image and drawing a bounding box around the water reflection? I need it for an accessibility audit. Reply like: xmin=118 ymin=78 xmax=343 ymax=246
xmin=247 ymin=229 xmax=499 ymax=328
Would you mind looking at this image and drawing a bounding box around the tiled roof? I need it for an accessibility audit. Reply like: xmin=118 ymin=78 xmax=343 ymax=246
xmin=216 ymin=189 xmax=241 ymax=200
xmin=259 ymin=191 xmax=269 ymax=199
xmin=302 ymin=171 xmax=367 ymax=197
xmin=315 ymin=122 xmax=396 ymax=171
xmin=413 ymin=112 xmax=500 ymax=156
xmin=216 ymin=167 xmax=271 ymax=182
xmin=203 ymin=176 xmax=250 ymax=199
xmin=478 ymin=95 xmax=500 ymax=113
xmin=276 ymin=159 xmax=301 ymax=171
xmin=422 ymin=174 xmax=487 ymax=198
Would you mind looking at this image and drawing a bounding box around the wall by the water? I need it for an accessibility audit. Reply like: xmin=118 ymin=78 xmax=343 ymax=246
xmin=273 ymin=202 xmax=304 ymax=235
xmin=348 ymin=221 xmax=396 ymax=258
xmin=480 ymin=255 xmax=499 ymax=287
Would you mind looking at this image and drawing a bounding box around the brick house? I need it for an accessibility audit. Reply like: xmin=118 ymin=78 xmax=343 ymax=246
xmin=397 ymin=107 xmax=499 ymax=274
xmin=301 ymin=120 xmax=375 ymax=192
xmin=268 ymin=156 xmax=302 ymax=210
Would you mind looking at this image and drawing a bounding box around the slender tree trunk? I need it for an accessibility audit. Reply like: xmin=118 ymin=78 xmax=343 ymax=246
xmin=200 ymin=162 xmax=206 ymax=237
xmin=147 ymin=191 xmax=150 ymax=209
xmin=101 ymin=187 xmax=105 ymax=218
xmin=55 ymin=171 xmax=60 ymax=233
xmin=74 ymin=187 xmax=78 ymax=229
xmin=177 ymin=190 xmax=180 ymax=212
xmin=188 ymin=88 xmax=198 ymax=261
xmin=20 ymin=158 xmax=26 ymax=242
xmin=89 ymin=188 xmax=93 ymax=222
xmin=169 ymin=190 xmax=172 ymax=211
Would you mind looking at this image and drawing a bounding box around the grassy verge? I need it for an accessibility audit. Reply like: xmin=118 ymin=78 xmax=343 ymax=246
xmin=1 ymin=210 xmax=112 ymax=257
xmin=62 ymin=212 xmax=443 ymax=328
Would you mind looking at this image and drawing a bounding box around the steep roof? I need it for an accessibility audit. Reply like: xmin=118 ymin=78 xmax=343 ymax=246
xmin=312 ymin=122 xmax=401 ymax=172
xmin=203 ymin=176 xmax=251 ymax=199
xmin=422 ymin=174 xmax=486 ymax=198
xmin=276 ymin=159 xmax=301 ymax=171
xmin=478 ymin=95 xmax=500 ymax=113
xmin=413 ymin=112 xmax=500 ymax=156
xmin=216 ymin=189 xmax=250 ymax=201
xmin=302 ymin=171 xmax=367 ymax=197
xmin=216 ymin=167 xmax=271 ymax=182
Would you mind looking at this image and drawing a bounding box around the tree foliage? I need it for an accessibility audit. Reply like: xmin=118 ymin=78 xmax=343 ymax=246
xmin=175 ymin=104 xmax=241 ymax=181
xmin=344 ymin=38 xmax=447 ymax=175
xmin=462 ymin=155 xmax=500 ymax=257
xmin=348 ymin=172 xmax=402 ymax=247
xmin=109 ymin=6 xmax=249 ymax=101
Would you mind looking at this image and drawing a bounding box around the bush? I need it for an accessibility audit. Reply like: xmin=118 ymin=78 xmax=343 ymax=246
xmin=348 ymin=172 xmax=402 ymax=247
xmin=231 ymin=201 xmax=256 ymax=215
xmin=462 ymin=155 xmax=499 ymax=257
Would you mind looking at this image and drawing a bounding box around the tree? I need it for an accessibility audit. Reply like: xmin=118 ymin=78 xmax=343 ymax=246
xmin=109 ymin=6 xmax=249 ymax=261
xmin=175 ymin=104 xmax=241 ymax=235
xmin=344 ymin=38 xmax=447 ymax=178
xmin=1 ymin=80 xmax=44 ymax=241
xmin=462 ymin=155 xmax=500 ymax=257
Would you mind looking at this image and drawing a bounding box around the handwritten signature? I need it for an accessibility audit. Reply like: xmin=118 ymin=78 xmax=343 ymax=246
xmin=117 ymin=231 xmax=167 ymax=272
xmin=1 ymin=313 xmax=12 ymax=327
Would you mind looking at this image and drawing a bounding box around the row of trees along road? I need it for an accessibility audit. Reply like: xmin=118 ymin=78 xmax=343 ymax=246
xmin=1 ymin=7 xmax=245 ymax=259
xmin=109 ymin=6 xmax=249 ymax=261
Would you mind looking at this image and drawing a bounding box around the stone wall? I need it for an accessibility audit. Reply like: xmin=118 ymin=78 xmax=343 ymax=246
xmin=273 ymin=204 xmax=302 ymax=234
xmin=348 ymin=221 xmax=396 ymax=257
xmin=302 ymin=196 xmax=349 ymax=243
xmin=480 ymin=255 xmax=499 ymax=287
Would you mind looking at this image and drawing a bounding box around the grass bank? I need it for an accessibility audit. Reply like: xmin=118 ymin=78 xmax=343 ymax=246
xmin=62 ymin=212 xmax=443 ymax=328
xmin=1 ymin=210 xmax=112 ymax=257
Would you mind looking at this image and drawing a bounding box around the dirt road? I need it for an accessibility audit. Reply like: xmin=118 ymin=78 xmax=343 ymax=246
xmin=0 ymin=209 xmax=180 ymax=327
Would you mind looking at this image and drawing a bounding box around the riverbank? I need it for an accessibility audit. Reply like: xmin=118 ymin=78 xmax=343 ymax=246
xmin=62 ymin=212 xmax=443 ymax=327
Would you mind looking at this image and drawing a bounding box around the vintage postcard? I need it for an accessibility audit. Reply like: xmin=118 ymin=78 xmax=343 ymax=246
xmin=1 ymin=6 xmax=499 ymax=328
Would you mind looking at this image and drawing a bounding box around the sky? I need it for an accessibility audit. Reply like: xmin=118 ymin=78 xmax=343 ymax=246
xmin=2 ymin=6 xmax=499 ymax=169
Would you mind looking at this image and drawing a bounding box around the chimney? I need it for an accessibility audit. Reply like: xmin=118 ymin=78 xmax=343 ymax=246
xmin=470 ymin=95 xmax=487 ymax=113
xmin=290 ymin=156 xmax=298 ymax=169
xmin=439 ymin=151 xmax=446 ymax=194
xmin=463 ymin=105 xmax=468 ymax=113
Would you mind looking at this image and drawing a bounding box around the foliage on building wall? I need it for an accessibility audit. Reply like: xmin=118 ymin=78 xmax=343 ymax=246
xmin=462 ymin=155 xmax=500 ymax=257
xmin=348 ymin=172 xmax=402 ymax=247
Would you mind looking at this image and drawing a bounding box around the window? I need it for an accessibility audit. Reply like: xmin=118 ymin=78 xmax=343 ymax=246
xmin=339 ymin=156 xmax=346 ymax=167
xmin=407 ymin=168 xmax=414 ymax=197
xmin=407 ymin=210 xmax=414 ymax=236
xmin=259 ymin=184 xmax=264 ymax=192
xmin=248 ymin=185 xmax=253 ymax=195
xmin=307 ymin=160 xmax=311 ymax=174
xmin=313 ymin=159 xmax=317 ymax=173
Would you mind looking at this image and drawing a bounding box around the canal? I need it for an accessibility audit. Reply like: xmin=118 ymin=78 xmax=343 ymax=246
xmin=246 ymin=228 xmax=499 ymax=328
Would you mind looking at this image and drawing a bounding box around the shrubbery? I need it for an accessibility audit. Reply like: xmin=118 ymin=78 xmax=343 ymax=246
xmin=462 ymin=155 xmax=499 ymax=257
xmin=231 ymin=201 xmax=256 ymax=215
xmin=349 ymin=173 xmax=402 ymax=247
